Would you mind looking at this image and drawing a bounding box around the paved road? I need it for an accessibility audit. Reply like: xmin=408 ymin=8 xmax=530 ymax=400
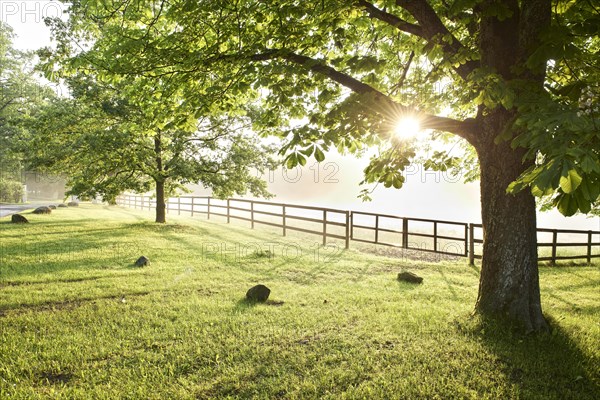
xmin=0 ymin=203 xmax=48 ymax=218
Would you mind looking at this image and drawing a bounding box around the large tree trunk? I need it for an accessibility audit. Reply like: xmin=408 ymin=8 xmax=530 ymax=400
xmin=155 ymin=179 xmax=166 ymax=223
xmin=470 ymin=0 xmax=550 ymax=332
xmin=474 ymin=109 xmax=548 ymax=332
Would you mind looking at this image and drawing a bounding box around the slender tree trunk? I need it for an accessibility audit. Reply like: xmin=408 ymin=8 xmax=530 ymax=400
xmin=154 ymin=132 xmax=167 ymax=223
xmin=474 ymin=109 xmax=549 ymax=332
xmin=155 ymin=179 xmax=166 ymax=223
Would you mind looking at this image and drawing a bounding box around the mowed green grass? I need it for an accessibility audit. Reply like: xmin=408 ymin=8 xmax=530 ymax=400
xmin=0 ymin=205 xmax=598 ymax=399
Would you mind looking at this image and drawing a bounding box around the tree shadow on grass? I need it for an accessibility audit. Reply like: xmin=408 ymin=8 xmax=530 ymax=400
xmin=0 ymin=290 xmax=151 ymax=317
xmin=0 ymin=229 xmax=144 ymax=279
xmin=460 ymin=316 xmax=600 ymax=399
xmin=0 ymin=219 xmax=148 ymax=239
xmin=0 ymin=273 xmax=123 ymax=288
xmin=433 ymin=266 xmax=460 ymax=301
xmin=232 ymin=297 xmax=285 ymax=314
xmin=395 ymin=280 xmax=422 ymax=292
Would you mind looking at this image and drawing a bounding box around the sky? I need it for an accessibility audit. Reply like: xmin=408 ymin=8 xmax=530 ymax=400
xmin=2 ymin=0 xmax=598 ymax=231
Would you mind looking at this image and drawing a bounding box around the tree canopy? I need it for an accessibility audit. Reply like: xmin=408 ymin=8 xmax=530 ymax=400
xmin=40 ymin=0 xmax=600 ymax=331
xmin=0 ymin=23 xmax=53 ymax=181
xmin=41 ymin=0 xmax=600 ymax=216
xmin=28 ymin=73 xmax=276 ymax=222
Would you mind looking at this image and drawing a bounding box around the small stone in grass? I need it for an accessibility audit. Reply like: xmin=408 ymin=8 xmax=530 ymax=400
xmin=33 ymin=206 xmax=52 ymax=214
xmin=246 ymin=284 xmax=270 ymax=302
xmin=397 ymin=271 xmax=423 ymax=284
xmin=134 ymin=256 xmax=149 ymax=267
xmin=58 ymin=204 xmax=68 ymax=208
xmin=48 ymin=205 xmax=57 ymax=210
xmin=11 ymin=214 xmax=29 ymax=223
xmin=67 ymin=201 xmax=79 ymax=207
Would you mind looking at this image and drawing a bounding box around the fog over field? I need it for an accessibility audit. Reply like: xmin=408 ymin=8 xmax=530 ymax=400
xmin=189 ymin=149 xmax=599 ymax=231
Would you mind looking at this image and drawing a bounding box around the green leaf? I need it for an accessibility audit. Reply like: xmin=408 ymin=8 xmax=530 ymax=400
xmin=285 ymin=154 xmax=297 ymax=169
xmin=559 ymin=166 xmax=582 ymax=194
xmin=557 ymin=194 xmax=579 ymax=216
xmin=392 ymin=175 xmax=404 ymax=189
xmin=531 ymin=185 xmax=552 ymax=197
xmin=297 ymin=153 xmax=307 ymax=166
xmin=580 ymin=155 xmax=600 ymax=174
xmin=575 ymin=190 xmax=592 ymax=214
xmin=314 ymin=147 xmax=325 ymax=162
xmin=300 ymin=146 xmax=315 ymax=157
xmin=579 ymin=179 xmax=600 ymax=202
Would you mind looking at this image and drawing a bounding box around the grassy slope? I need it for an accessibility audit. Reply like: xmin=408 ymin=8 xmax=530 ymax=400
xmin=0 ymin=205 xmax=598 ymax=399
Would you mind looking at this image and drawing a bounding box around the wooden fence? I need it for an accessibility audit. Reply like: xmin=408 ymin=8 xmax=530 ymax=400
xmin=116 ymin=195 xmax=600 ymax=265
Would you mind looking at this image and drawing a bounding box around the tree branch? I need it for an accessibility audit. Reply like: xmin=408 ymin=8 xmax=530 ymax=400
xmin=356 ymin=0 xmax=423 ymax=37
xmin=252 ymin=49 xmax=475 ymax=141
xmin=393 ymin=0 xmax=477 ymax=80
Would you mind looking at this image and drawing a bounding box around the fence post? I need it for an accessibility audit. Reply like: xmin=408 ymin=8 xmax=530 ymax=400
xmin=433 ymin=221 xmax=438 ymax=253
xmin=178 ymin=197 xmax=181 ymax=215
xmin=587 ymin=230 xmax=593 ymax=264
xmin=469 ymin=223 xmax=475 ymax=266
xmin=375 ymin=215 xmax=379 ymax=244
xmin=345 ymin=211 xmax=350 ymax=249
xmin=464 ymin=224 xmax=469 ymax=257
xmin=551 ymin=230 xmax=558 ymax=265
xmin=350 ymin=212 xmax=354 ymax=240
xmin=322 ymin=210 xmax=327 ymax=246
xmin=227 ymin=199 xmax=231 ymax=223
xmin=141 ymin=196 xmax=144 ymax=210
xmin=251 ymin=201 xmax=254 ymax=229
xmin=207 ymin=197 xmax=211 ymax=220
xmin=402 ymin=218 xmax=409 ymax=249
xmin=282 ymin=205 xmax=287 ymax=237
xmin=191 ymin=197 xmax=194 ymax=217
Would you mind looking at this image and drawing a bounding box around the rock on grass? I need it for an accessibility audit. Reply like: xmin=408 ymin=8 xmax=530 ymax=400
xmin=246 ymin=284 xmax=271 ymax=302
xmin=135 ymin=256 xmax=149 ymax=267
xmin=397 ymin=271 xmax=423 ymax=284
xmin=11 ymin=214 xmax=29 ymax=223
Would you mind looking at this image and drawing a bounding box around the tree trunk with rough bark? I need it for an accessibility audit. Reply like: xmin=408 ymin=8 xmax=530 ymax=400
xmin=473 ymin=109 xmax=548 ymax=332
xmin=470 ymin=0 xmax=551 ymax=331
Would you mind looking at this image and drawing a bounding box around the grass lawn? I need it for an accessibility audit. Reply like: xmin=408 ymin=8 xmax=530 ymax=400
xmin=0 ymin=204 xmax=598 ymax=399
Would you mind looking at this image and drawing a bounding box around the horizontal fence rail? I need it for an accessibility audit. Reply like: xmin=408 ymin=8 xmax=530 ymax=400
xmin=469 ymin=224 xmax=600 ymax=265
xmin=350 ymin=211 xmax=468 ymax=258
xmin=116 ymin=195 xmax=600 ymax=265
